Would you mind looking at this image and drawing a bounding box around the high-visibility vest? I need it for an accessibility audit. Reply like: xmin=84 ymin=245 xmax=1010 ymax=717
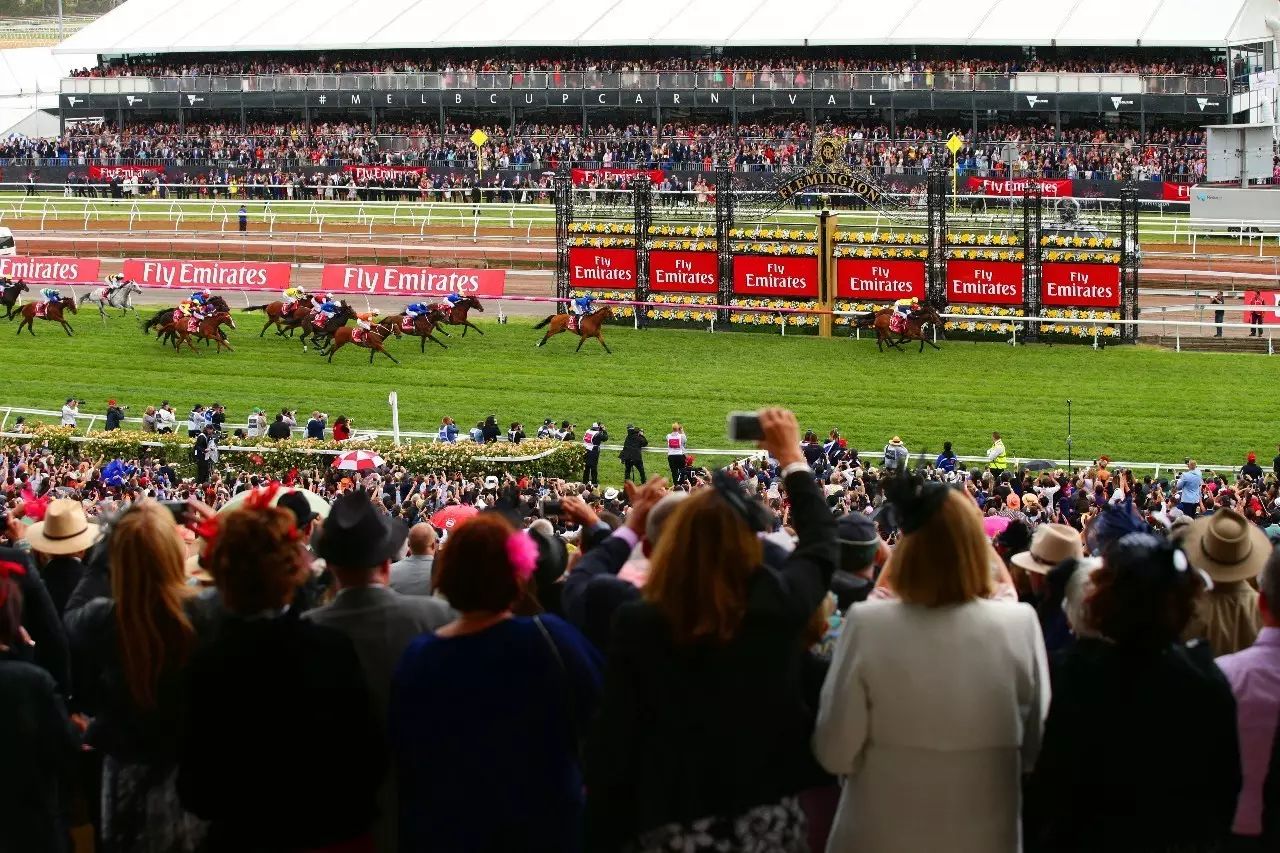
xmin=583 ymin=429 xmax=598 ymax=449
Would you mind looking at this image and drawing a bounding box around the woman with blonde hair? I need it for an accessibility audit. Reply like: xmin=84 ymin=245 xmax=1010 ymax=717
xmin=586 ymin=409 xmax=837 ymax=852
xmin=64 ymin=500 xmax=212 ymax=853
xmin=665 ymin=421 xmax=688 ymax=485
xmin=814 ymin=476 xmax=1050 ymax=853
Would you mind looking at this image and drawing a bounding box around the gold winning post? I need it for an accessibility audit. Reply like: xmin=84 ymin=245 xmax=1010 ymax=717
xmin=946 ymin=133 xmax=964 ymax=213
xmin=471 ymin=128 xmax=489 ymax=181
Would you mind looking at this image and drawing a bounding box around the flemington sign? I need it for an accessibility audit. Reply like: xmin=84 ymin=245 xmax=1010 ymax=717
xmin=762 ymin=134 xmax=906 ymax=219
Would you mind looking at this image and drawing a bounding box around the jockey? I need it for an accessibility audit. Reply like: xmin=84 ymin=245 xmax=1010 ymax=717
xmin=893 ymin=296 xmax=919 ymax=319
xmin=317 ymin=296 xmax=341 ymax=320
xmin=444 ymin=292 xmax=464 ymax=307
xmin=405 ymin=301 xmax=430 ymax=319
xmin=105 ymin=273 xmax=125 ymax=291
xmin=175 ymin=298 xmax=197 ymax=319
xmin=191 ymin=288 xmax=213 ymax=307
xmin=355 ymin=310 xmax=379 ymax=329
xmin=282 ymin=286 xmax=306 ymax=312
xmin=572 ymin=292 xmax=596 ymax=316
xmin=40 ymin=287 xmax=60 ymax=304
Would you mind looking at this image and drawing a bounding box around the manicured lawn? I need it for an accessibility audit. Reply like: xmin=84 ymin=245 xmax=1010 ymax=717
xmin=0 ymin=310 xmax=1272 ymax=472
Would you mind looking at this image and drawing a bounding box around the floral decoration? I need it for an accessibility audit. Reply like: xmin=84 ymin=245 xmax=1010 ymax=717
xmin=728 ymin=298 xmax=820 ymax=327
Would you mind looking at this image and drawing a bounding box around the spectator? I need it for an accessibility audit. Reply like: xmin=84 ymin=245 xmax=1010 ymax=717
xmin=1217 ymin=546 xmax=1280 ymax=849
xmin=245 ymin=407 xmax=264 ymax=438
xmin=192 ymin=424 xmax=216 ymax=485
xmin=208 ymin=403 xmax=226 ymax=433
xmin=0 ymin=536 xmax=70 ymax=697
xmin=60 ymin=398 xmax=78 ymax=427
xmin=935 ymin=440 xmax=958 ymax=474
xmin=105 ymin=399 xmax=126 ymax=431
xmin=186 ymin=405 xmax=205 ymax=437
xmin=63 ymin=501 xmax=212 ymax=852
xmin=986 ymin=431 xmax=1008 ymax=478
xmin=178 ymin=490 xmax=386 ymax=851
xmin=1183 ymin=509 xmax=1269 ymax=656
xmin=0 ymin=558 xmax=80 ymax=853
xmin=391 ymin=512 xmax=602 ymax=853
xmin=507 ymin=421 xmax=525 ymax=444
xmin=583 ymin=421 xmax=607 ymax=485
xmin=237 ymin=204 xmax=247 ymax=232
xmin=829 ymin=512 xmax=885 ymax=611
xmin=585 ymin=409 xmax=836 ymax=851
xmin=1242 ymin=452 xmax=1264 ymax=482
xmin=1211 ymin=290 xmax=1225 ymax=337
xmin=305 ymin=410 xmax=326 ymax=440
xmin=332 ymin=415 xmax=351 ymax=442
xmin=1012 ymin=523 xmax=1086 ymax=651
xmin=389 ymin=522 xmax=438 ymax=595
xmin=156 ymin=403 xmax=177 ymax=434
xmin=814 ymin=476 xmax=1049 ymax=851
xmin=468 ymin=421 xmax=484 ymax=443
xmin=141 ymin=405 xmax=157 ymax=433
xmin=305 ymin=490 xmax=452 ymax=853
xmin=26 ymin=498 xmax=99 ymax=614
xmin=882 ymin=435 xmax=909 ymax=473
xmin=1026 ymin=532 xmax=1241 ymax=852
xmin=620 ymin=424 xmax=648 ymax=483
xmin=481 ymin=414 xmax=500 ymax=443
xmin=666 ymin=422 xmax=687 ymax=483
xmin=1177 ymin=459 xmax=1204 ymax=517
xmin=437 ymin=416 xmax=458 ymax=443
xmin=266 ymin=413 xmax=292 ymax=440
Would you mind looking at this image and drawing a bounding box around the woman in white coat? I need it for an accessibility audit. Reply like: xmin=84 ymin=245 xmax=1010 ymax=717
xmin=814 ymin=478 xmax=1050 ymax=853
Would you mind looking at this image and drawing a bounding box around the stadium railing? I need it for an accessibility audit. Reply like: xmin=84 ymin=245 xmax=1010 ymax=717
xmin=60 ymin=71 xmax=1230 ymax=97
xmin=0 ymin=406 xmax=1248 ymax=479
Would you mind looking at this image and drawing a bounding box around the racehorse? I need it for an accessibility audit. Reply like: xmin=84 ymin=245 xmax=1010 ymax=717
xmin=324 ymin=323 xmax=401 ymax=364
xmin=436 ymin=295 xmax=485 ymax=337
xmin=380 ymin=307 xmax=450 ymax=353
xmin=533 ymin=306 xmax=615 ymax=353
xmin=301 ymin=303 xmax=356 ymax=352
xmin=168 ymin=311 xmax=237 ymax=354
xmin=79 ymin=281 xmax=142 ymax=319
xmin=863 ymin=302 xmax=945 ymax=352
xmin=15 ymin=297 xmax=78 ymax=336
xmin=1 ymin=280 xmax=28 ymax=320
xmin=142 ymin=296 xmax=231 ymax=341
xmin=246 ymin=294 xmax=321 ymax=337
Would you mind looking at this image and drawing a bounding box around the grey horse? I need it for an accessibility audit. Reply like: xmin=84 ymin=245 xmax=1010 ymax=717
xmin=79 ymin=280 xmax=142 ymax=319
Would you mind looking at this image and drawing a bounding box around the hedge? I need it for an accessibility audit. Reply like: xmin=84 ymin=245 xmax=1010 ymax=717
xmin=1 ymin=426 xmax=589 ymax=481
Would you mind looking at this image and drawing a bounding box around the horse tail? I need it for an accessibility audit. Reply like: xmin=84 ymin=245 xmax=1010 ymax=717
xmin=244 ymin=304 xmax=270 ymax=313
xmin=532 ymin=316 xmax=554 ymax=330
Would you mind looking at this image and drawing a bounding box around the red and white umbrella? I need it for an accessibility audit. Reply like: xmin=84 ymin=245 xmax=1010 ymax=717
xmin=430 ymin=504 xmax=479 ymax=531
xmin=331 ymin=449 xmax=385 ymax=472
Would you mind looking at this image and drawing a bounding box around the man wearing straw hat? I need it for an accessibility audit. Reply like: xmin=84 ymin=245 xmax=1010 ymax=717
xmin=25 ymin=498 xmax=102 ymax=614
xmin=1182 ymin=508 xmax=1270 ymax=656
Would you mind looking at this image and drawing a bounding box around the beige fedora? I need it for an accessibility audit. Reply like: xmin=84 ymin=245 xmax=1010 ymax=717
xmin=1181 ymin=509 xmax=1271 ymax=583
xmin=26 ymin=499 xmax=101 ymax=555
xmin=1011 ymin=523 xmax=1084 ymax=575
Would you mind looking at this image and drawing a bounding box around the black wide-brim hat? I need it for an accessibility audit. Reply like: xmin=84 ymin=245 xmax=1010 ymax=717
xmin=315 ymin=489 xmax=408 ymax=569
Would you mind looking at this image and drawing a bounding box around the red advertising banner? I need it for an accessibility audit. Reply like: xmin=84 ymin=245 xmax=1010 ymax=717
xmin=122 ymin=259 xmax=292 ymax=291
xmin=965 ymin=177 xmax=1072 ymax=197
xmin=87 ymin=164 xmax=165 ymax=180
xmin=1162 ymin=182 xmax=1193 ymax=202
xmin=320 ymin=265 xmax=505 ymax=297
xmin=834 ymin=259 xmax=927 ymax=300
xmin=341 ymin=164 xmax=427 ymax=182
xmin=732 ymin=255 xmax=819 ymax=298
xmin=571 ymin=168 xmax=666 ymax=186
xmin=567 ymin=247 xmax=637 ymax=288
xmin=1244 ymin=290 xmax=1280 ymax=324
xmin=648 ymin=251 xmax=718 ymax=293
xmin=1041 ymin=263 xmax=1122 ymax=307
xmin=0 ymin=255 xmax=100 ymax=284
xmin=946 ymin=260 xmax=1024 ymax=304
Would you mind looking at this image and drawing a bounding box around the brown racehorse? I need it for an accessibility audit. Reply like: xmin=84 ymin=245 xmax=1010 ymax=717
xmin=246 ymin=294 xmax=320 ymax=337
xmin=533 ymin=306 xmax=615 ymax=353
xmin=864 ymin=303 xmax=945 ymax=352
xmin=168 ymin=311 xmax=237 ymax=354
xmin=380 ymin=309 xmax=449 ymax=353
xmin=326 ymin=323 xmax=401 ymax=364
xmin=436 ymin=295 xmax=485 ymax=337
xmin=16 ymin=297 xmax=77 ymax=336
xmin=1 ymin=280 xmax=29 ymax=320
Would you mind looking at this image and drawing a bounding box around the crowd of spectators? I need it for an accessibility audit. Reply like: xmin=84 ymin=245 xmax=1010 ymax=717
xmin=2 ymin=405 xmax=1280 ymax=853
xmin=68 ymin=48 xmax=1228 ymax=80
xmin=0 ymin=117 xmax=1211 ymax=189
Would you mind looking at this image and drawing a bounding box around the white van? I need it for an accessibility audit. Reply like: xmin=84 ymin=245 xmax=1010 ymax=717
xmin=0 ymin=228 xmax=15 ymax=256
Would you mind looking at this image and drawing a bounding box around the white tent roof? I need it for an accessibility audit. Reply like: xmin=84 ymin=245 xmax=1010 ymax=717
xmin=54 ymin=0 xmax=1276 ymax=54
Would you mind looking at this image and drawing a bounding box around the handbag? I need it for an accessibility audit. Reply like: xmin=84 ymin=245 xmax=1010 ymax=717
xmin=533 ymin=615 xmax=584 ymax=761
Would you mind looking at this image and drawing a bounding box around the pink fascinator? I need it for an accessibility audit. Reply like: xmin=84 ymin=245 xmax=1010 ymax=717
xmin=507 ymin=531 xmax=540 ymax=581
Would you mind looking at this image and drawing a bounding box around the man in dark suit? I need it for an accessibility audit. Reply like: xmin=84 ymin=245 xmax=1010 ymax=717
xmin=304 ymin=490 xmax=452 ymax=853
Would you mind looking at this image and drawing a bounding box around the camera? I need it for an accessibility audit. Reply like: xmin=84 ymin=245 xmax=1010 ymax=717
xmin=541 ymin=499 xmax=563 ymax=515
xmin=726 ymin=411 xmax=765 ymax=442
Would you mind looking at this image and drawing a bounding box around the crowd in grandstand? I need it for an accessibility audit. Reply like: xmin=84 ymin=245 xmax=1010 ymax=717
xmin=67 ymin=48 xmax=1229 ymax=79
xmin=1 ymin=118 xmax=1211 ymax=187
xmin=3 ymin=404 xmax=1280 ymax=852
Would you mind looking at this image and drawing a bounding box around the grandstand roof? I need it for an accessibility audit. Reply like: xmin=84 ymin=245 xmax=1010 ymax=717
xmin=54 ymin=0 xmax=1276 ymax=55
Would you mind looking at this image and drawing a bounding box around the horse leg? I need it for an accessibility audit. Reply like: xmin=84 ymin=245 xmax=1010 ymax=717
xmin=260 ymin=319 xmax=273 ymax=337
xmin=327 ymin=340 xmax=344 ymax=363
xmin=62 ymin=320 xmax=74 ymax=336
xmin=919 ymin=336 xmax=925 ymax=353
xmin=420 ymin=335 xmax=426 ymax=354
xmin=536 ymin=331 xmax=550 ymax=347
xmin=369 ymin=347 xmax=375 ymax=364
xmin=429 ymin=333 xmax=447 ymax=349
xmin=381 ymin=347 xmax=400 ymax=365
xmin=467 ymin=321 xmax=484 ymax=336
xmin=575 ymin=334 xmax=586 ymax=352
xmin=598 ymin=334 xmax=612 ymax=354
